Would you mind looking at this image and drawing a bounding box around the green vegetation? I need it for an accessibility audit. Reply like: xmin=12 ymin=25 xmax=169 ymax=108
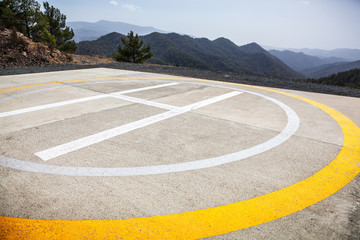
xmin=113 ymin=31 xmax=152 ymax=63
xmin=77 ymin=32 xmax=301 ymax=78
xmin=0 ymin=0 xmax=40 ymax=38
xmin=0 ymin=0 xmax=76 ymax=52
xmin=40 ymin=27 xmax=56 ymax=48
xmin=307 ymin=68 xmax=360 ymax=89
xmin=41 ymin=2 xmax=76 ymax=52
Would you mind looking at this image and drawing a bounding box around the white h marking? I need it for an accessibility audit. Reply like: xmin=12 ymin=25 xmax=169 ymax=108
xmin=0 ymin=82 xmax=178 ymax=118
xmin=35 ymin=91 xmax=242 ymax=161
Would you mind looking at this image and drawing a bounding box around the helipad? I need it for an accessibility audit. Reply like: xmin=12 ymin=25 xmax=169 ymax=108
xmin=0 ymin=68 xmax=359 ymax=239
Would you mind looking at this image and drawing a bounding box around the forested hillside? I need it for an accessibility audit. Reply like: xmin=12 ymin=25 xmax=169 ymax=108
xmin=307 ymin=68 xmax=360 ymax=89
xmin=76 ymin=32 xmax=303 ymax=79
xmin=303 ymin=60 xmax=360 ymax=78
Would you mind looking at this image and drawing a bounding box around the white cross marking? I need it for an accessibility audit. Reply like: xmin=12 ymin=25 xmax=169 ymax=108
xmin=35 ymin=91 xmax=242 ymax=161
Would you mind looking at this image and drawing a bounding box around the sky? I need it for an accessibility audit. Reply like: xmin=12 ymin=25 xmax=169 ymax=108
xmin=40 ymin=0 xmax=360 ymax=50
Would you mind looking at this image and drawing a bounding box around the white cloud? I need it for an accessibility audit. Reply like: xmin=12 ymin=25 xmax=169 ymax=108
xmin=109 ymin=0 xmax=118 ymax=6
xmin=121 ymin=3 xmax=141 ymax=11
xmin=301 ymin=0 xmax=310 ymax=5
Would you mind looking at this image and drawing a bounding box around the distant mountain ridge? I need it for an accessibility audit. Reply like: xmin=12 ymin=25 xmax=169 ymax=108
xmin=263 ymin=45 xmax=360 ymax=62
xmin=268 ymin=49 xmax=360 ymax=78
xmin=291 ymin=48 xmax=360 ymax=61
xmin=303 ymin=60 xmax=360 ymax=78
xmin=68 ymin=20 xmax=167 ymax=42
xmin=239 ymin=42 xmax=269 ymax=54
xmin=269 ymin=50 xmax=347 ymax=72
xmin=76 ymin=32 xmax=302 ymax=79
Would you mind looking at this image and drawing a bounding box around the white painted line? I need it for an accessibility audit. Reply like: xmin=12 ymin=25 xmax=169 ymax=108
xmin=0 ymin=95 xmax=108 ymax=118
xmin=35 ymin=110 xmax=184 ymax=161
xmin=0 ymin=82 xmax=179 ymax=118
xmin=110 ymin=94 xmax=180 ymax=111
xmin=0 ymin=82 xmax=300 ymax=177
xmin=110 ymin=82 xmax=178 ymax=95
xmin=35 ymin=91 xmax=242 ymax=161
xmin=181 ymin=91 xmax=240 ymax=111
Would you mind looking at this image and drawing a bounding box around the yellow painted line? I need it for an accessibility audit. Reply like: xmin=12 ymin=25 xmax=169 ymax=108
xmin=1 ymin=77 xmax=359 ymax=239
xmin=0 ymin=76 xmax=186 ymax=94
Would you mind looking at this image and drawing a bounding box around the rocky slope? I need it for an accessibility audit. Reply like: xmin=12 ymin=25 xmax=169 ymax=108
xmin=0 ymin=28 xmax=113 ymax=68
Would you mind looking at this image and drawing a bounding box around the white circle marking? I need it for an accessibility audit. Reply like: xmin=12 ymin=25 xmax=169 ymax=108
xmin=0 ymin=80 xmax=299 ymax=176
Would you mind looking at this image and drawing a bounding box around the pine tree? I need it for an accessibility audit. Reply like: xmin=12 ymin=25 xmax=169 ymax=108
xmin=113 ymin=31 xmax=153 ymax=63
xmin=1 ymin=0 xmax=40 ymax=38
xmin=1 ymin=0 xmax=76 ymax=53
xmin=40 ymin=27 xmax=56 ymax=48
xmin=42 ymin=1 xmax=76 ymax=53
xmin=0 ymin=0 xmax=19 ymax=29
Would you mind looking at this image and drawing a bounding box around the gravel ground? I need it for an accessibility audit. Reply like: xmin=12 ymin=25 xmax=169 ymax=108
xmin=1 ymin=62 xmax=360 ymax=98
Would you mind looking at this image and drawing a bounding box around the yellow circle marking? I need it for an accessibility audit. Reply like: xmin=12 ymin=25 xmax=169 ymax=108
xmin=1 ymin=77 xmax=359 ymax=239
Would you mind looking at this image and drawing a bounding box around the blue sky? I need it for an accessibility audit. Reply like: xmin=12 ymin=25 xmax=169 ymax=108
xmin=40 ymin=0 xmax=360 ymax=49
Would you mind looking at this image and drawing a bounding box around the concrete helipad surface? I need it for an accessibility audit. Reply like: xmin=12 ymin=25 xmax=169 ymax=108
xmin=0 ymin=68 xmax=359 ymax=239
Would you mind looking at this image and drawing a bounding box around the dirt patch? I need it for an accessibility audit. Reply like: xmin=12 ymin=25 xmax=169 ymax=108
xmin=0 ymin=28 xmax=113 ymax=68
xmin=70 ymin=54 xmax=113 ymax=65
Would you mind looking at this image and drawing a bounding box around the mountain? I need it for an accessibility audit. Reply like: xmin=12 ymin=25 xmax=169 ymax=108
xmin=293 ymin=48 xmax=360 ymax=61
xmin=307 ymin=68 xmax=360 ymax=89
xmin=68 ymin=20 xmax=167 ymax=42
xmin=235 ymin=42 xmax=302 ymax=78
xmin=269 ymin=50 xmax=346 ymax=73
xmin=76 ymin=32 xmax=302 ymax=79
xmin=263 ymin=45 xmax=360 ymax=62
xmin=239 ymin=42 xmax=270 ymax=54
xmin=303 ymin=60 xmax=360 ymax=78
xmin=76 ymin=32 xmax=123 ymax=57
